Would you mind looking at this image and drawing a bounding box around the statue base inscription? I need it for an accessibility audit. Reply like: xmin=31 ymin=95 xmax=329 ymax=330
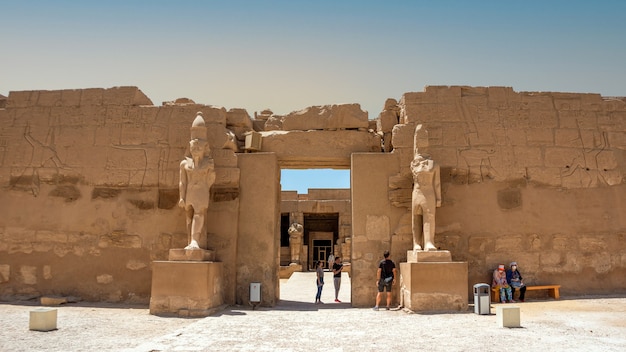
xmin=150 ymin=261 xmax=224 ymax=317
xmin=400 ymin=261 xmax=468 ymax=312
xmin=168 ymin=248 xmax=215 ymax=261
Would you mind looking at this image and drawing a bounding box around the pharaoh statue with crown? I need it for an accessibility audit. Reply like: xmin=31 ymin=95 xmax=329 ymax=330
xmin=178 ymin=112 xmax=216 ymax=249
xmin=410 ymin=124 xmax=442 ymax=252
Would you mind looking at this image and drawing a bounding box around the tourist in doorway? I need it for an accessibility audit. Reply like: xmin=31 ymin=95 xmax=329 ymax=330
xmin=373 ymin=250 xmax=397 ymax=310
xmin=506 ymin=261 xmax=526 ymax=302
xmin=493 ymin=264 xmax=513 ymax=303
xmin=327 ymin=253 xmax=335 ymax=272
xmin=315 ymin=260 xmax=325 ymax=304
xmin=332 ymin=257 xmax=344 ymax=302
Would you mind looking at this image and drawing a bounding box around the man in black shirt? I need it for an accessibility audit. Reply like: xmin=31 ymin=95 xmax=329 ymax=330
xmin=373 ymin=250 xmax=397 ymax=310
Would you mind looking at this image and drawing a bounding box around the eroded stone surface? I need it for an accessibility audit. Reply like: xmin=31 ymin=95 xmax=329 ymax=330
xmin=0 ymin=85 xmax=624 ymax=309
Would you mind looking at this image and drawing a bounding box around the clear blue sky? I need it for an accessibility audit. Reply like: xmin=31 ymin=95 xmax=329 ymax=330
xmin=2 ymin=1 xmax=624 ymax=193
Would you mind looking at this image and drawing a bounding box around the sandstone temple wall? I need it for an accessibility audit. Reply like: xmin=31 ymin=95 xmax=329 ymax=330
xmin=0 ymin=87 xmax=245 ymax=303
xmin=0 ymin=84 xmax=625 ymax=306
xmin=386 ymin=86 xmax=626 ymax=298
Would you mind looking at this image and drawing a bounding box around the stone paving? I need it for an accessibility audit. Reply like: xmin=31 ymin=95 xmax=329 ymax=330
xmin=128 ymin=272 xmax=626 ymax=352
xmin=1 ymin=272 xmax=625 ymax=351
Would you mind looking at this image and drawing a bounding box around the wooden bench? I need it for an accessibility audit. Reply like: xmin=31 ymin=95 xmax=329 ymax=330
xmin=491 ymin=285 xmax=561 ymax=302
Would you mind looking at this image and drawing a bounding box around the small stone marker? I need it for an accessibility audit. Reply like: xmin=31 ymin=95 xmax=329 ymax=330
xmin=29 ymin=308 xmax=58 ymax=331
xmin=496 ymin=305 xmax=520 ymax=328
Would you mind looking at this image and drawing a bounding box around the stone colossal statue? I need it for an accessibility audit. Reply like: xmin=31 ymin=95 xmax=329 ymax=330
xmin=411 ymin=126 xmax=442 ymax=251
xmin=288 ymin=222 xmax=304 ymax=264
xmin=178 ymin=112 xmax=217 ymax=250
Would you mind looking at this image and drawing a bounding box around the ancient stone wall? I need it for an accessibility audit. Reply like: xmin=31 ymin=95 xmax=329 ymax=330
xmin=390 ymin=86 xmax=626 ymax=297
xmin=236 ymin=153 xmax=280 ymax=306
xmin=351 ymin=153 xmax=409 ymax=307
xmin=1 ymin=84 xmax=624 ymax=307
xmin=0 ymin=87 xmax=243 ymax=303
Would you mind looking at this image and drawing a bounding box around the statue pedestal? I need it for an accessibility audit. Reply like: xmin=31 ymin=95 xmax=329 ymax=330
xmin=168 ymin=248 xmax=215 ymax=261
xmin=149 ymin=261 xmax=223 ymax=317
xmin=400 ymin=250 xmax=468 ymax=312
xmin=406 ymin=250 xmax=451 ymax=263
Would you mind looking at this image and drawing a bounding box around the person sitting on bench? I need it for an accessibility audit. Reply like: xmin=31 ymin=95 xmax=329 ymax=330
xmin=492 ymin=264 xmax=513 ymax=303
xmin=506 ymin=261 xmax=527 ymax=302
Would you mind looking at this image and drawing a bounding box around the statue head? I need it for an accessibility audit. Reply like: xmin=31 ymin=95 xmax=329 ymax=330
xmin=410 ymin=154 xmax=434 ymax=172
xmin=288 ymin=222 xmax=303 ymax=235
xmin=189 ymin=138 xmax=209 ymax=158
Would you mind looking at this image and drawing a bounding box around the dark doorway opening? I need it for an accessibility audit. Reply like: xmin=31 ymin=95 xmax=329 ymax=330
xmin=304 ymin=213 xmax=339 ymax=270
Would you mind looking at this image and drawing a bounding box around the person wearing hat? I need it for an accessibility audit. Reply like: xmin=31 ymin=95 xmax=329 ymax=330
xmin=492 ymin=264 xmax=513 ymax=303
xmin=506 ymin=262 xmax=526 ymax=302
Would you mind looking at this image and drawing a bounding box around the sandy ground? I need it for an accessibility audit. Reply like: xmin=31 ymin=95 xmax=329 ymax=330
xmin=1 ymin=272 xmax=625 ymax=352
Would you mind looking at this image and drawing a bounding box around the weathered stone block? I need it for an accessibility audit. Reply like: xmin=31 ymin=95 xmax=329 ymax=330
xmin=496 ymin=305 xmax=520 ymax=328
xmin=495 ymin=236 xmax=523 ymax=252
xmin=79 ymin=88 xmax=105 ymax=106
xmin=400 ymin=261 xmax=468 ymax=312
xmin=554 ymin=95 xmax=582 ymax=111
xmin=521 ymin=93 xmax=553 ymax=110
xmin=20 ymin=266 xmax=37 ymax=285
xmin=555 ymin=129 xmax=584 ymax=148
xmin=377 ymin=109 xmax=398 ymax=132
xmin=544 ymin=147 xmax=585 ymax=168
xmin=501 ymin=108 xmax=531 ymax=129
xmin=529 ymin=109 xmax=558 ymax=128
xmin=7 ymin=90 xmax=38 ymax=108
xmin=467 ymin=126 xmax=496 ymax=146
xmin=260 ymin=130 xmax=380 ymax=168
xmin=607 ymin=131 xmax=626 ymax=149
xmin=428 ymin=147 xmax=458 ymax=168
xmin=513 ymin=146 xmax=542 ymax=167
xmin=436 ymin=103 xmax=463 ymax=122
xmin=273 ymin=103 xmax=368 ymax=131
xmin=487 ymin=86 xmax=516 ymax=109
xmin=526 ymin=167 xmax=561 ymax=186
xmin=215 ymin=167 xmax=240 ymax=188
xmin=226 ymin=108 xmax=252 ymax=128
xmin=442 ymin=125 xmax=468 ymax=147
xmin=391 ymin=123 xmax=415 ymax=149
xmin=526 ymin=128 xmax=554 ymax=146
xmin=102 ymin=86 xmax=152 ymax=106
xmin=29 ymin=308 xmax=57 ymax=331
xmin=40 ymin=296 xmax=68 ymax=306
xmin=540 ymin=252 xmax=562 ymax=268
xmin=150 ymin=261 xmax=223 ymax=316
xmin=402 ymin=103 xmax=438 ymax=124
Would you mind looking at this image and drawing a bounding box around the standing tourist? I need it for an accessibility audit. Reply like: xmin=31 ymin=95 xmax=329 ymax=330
xmin=332 ymin=257 xmax=343 ymax=302
xmin=315 ymin=260 xmax=325 ymax=304
xmin=373 ymin=251 xmax=396 ymax=310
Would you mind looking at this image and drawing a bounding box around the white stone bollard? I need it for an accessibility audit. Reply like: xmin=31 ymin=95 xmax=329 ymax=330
xmin=29 ymin=308 xmax=58 ymax=331
xmin=496 ymin=305 xmax=520 ymax=328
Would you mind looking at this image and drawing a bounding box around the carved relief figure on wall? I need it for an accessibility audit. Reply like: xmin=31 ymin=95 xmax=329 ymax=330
xmin=410 ymin=152 xmax=442 ymax=251
xmin=178 ymin=112 xmax=217 ymax=250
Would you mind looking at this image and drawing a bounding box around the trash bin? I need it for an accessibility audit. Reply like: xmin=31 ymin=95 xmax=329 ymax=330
xmin=473 ymin=283 xmax=491 ymax=315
